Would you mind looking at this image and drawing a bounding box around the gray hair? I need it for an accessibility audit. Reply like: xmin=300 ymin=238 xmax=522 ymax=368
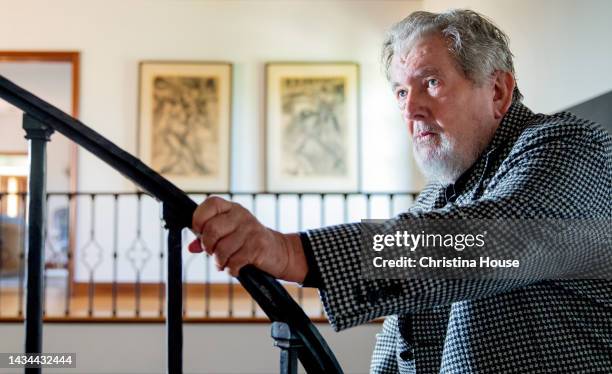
xmin=382 ymin=9 xmax=523 ymax=103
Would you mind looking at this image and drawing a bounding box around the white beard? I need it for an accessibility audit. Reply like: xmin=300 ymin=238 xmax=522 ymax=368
xmin=413 ymin=125 xmax=483 ymax=185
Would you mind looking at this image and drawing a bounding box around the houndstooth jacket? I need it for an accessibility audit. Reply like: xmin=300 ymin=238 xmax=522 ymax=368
xmin=303 ymin=102 xmax=612 ymax=373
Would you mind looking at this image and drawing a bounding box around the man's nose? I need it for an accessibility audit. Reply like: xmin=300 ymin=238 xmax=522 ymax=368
xmin=404 ymin=90 xmax=428 ymax=121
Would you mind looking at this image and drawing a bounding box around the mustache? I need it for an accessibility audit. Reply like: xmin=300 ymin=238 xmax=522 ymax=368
xmin=413 ymin=122 xmax=442 ymax=134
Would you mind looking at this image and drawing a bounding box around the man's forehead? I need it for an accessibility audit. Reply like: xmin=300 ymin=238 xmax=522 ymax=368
xmin=391 ymin=53 xmax=444 ymax=81
xmin=390 ymin=36 xmax=453 ymax=81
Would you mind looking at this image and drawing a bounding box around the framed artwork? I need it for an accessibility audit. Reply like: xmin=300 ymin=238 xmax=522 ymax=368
xmin=138 ymin=61 xmax=232 ymax=191
xmin=265 ymin=62 xmax=360 ymax=192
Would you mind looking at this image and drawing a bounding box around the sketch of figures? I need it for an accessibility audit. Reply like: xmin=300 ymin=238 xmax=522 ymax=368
xmin=151 ymin=76 xmax=219 ymax=177
xmin=280 ymin=78 xmax=348 ymax=177
xmin=139 ymin=62 xmax=231 ymax=191
xmin=266 ymin=63 xmax=359 ymax=192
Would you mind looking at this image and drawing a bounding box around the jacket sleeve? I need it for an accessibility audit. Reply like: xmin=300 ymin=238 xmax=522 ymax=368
xmin=305 ymin=121 xmax=611 ymax=331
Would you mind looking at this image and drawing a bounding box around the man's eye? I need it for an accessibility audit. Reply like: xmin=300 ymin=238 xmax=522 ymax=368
xmin=396 ymin=89 xmax=407 ymax=99
xmin=427 ymin=79 xmax=439 ymax=88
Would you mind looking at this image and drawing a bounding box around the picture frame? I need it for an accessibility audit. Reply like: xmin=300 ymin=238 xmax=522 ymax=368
xmin=138 ymin=61 xmax=232 ymax=192
xmin=265 ymin=62 xmax=360 ymax=192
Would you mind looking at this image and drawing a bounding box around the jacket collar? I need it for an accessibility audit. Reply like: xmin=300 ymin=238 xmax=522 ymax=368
xmin=435 ymin=101 xmax=537 ymax=206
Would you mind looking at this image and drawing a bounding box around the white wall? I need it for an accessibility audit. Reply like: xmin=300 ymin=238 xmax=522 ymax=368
xmin=422 ymin=0 xmax=612 ymax=113
xmin=1 ymin=0 xmax=424 ymax=282
xmin=0 ymin=0 xmax=423 ymax=193
xmin=0 ymin=322 xmax=380 ymax=374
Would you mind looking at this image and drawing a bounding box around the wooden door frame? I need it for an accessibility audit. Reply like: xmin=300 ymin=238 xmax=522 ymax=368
xmin=0 ymin=51 xmax=80 ymax=286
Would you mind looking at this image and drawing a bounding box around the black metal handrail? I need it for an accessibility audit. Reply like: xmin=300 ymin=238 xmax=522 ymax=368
xmin=0 ymin=74 xmax=343 ymax=373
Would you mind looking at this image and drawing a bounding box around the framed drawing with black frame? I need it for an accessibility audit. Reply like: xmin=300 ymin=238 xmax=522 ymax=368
xmin=265 ymin=62 xmax=360 ymax=193
xmin=138 ymin=61 xmax=232 ymax=192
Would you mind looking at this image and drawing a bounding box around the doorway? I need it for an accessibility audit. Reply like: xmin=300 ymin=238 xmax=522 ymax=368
xmin=0 ymin=51 xmax=80 ymax=292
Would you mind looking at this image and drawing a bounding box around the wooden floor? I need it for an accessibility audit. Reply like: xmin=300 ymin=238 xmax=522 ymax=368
xmin=0 ymin=276 xmax=326 ymax=322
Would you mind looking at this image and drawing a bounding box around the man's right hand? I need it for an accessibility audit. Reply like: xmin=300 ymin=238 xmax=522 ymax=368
xmin=189 ymin=196 xmax=308 ymax=283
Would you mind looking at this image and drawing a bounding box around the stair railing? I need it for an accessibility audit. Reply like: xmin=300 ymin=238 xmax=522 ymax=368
xmin=0 ymin=75 xmax=343 ymax=374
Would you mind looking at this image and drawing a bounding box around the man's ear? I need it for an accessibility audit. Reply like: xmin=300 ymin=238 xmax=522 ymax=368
xmin=492 ymin=71 xmax=515 ymax=119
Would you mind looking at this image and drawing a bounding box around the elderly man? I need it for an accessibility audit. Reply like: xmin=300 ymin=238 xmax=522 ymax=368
xmin=189 ymin=9 xmax=612 ymax=373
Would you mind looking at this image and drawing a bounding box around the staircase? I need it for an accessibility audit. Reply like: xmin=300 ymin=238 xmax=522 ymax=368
xmin=0 ymin=75 xmax=344 ymax=374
